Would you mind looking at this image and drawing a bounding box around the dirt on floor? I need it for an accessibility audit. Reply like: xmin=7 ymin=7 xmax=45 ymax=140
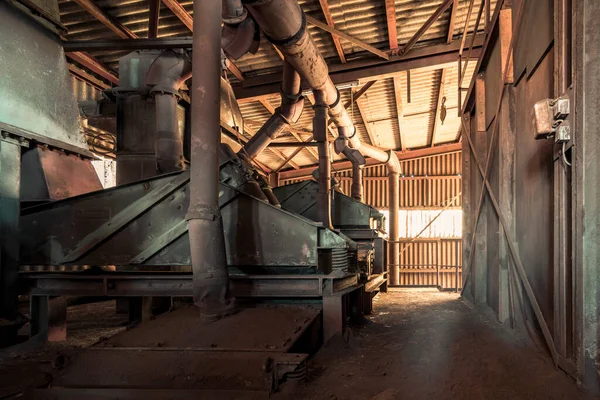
xmin=278 ymin=288 xmax=595 ymax=400
xmin=0 ymin=290 xmax=597 ymax=399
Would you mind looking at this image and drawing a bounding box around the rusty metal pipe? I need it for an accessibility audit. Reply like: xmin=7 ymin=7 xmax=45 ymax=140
xmin=187 ymin=0 xmax=235 ymax=319
xmin=351 ymin=162 xmax=364 ymax=201
xmin=222 ymin=0 xmax=246 ymax=23
xmin=313 ymin=90 xmax=333 ymax=229
xmin=388 ymin=171 xmax=400 ymax=285
xmin=145 ymin=50 xmax=192 ymax=174
xmin=241 ymin=62 xmax=304 ymax=158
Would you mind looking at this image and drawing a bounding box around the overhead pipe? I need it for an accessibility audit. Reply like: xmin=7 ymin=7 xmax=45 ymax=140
xmin=145 ymin=50 xmax=192 ymax=173
xmin=187 ymin=0 xmax=235 ymax=320
xmin=245 ymin=0 xmax=402 ymax=283
xmin=313 ymin=90 xmax=333 ymax=229
xmin=351 ymin=162 xmax=364 ymax=202
xmin=241 ymin=61 xmax=304 ymax=158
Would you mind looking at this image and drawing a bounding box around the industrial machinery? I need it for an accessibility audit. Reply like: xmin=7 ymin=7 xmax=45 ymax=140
xmin=5 ymin=0 xmax=401 ymax=394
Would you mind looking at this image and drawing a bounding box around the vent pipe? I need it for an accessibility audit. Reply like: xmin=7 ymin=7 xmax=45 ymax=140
xmin=351 ymin=162 xmax=364 ymax=202
xmin=145 ymin=50 xmax=192 ymax=174
xmin=187 ymin=0 xmax=235 ymax=320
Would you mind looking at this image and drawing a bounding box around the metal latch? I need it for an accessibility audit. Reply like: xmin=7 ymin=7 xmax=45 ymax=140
xmin=533 ymin=96 xmax=570 ymax=143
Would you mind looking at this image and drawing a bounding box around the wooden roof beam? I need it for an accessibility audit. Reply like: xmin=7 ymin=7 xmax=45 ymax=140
xmin=72 ymin=0 xmax=138 ymax=39
xmin=148 ymin=0 xmax=160 ymax=38
xmin=306 ymin=15 xmax=389 ymax=61
xmin=392 ymin=74 xmax=406 ymax=151
xmin=355 ymin=99 xmax=378 ymax=146
xmin=447 ymin=0 xmax=459 ymax=43
xmin=317 ymin=0 xmax=347 ymax=63
xmin=430 ymin=68 xmax=447 ymax=147
xmin=385 ymin=0 xmax=399 ymax=51
xmin=65 ymin=52 xmax=119 ymax=85
xmin=398 ymin=0 xmax=454 ymax=56
xmin=161 ymin=0 xmax=244 ymax=81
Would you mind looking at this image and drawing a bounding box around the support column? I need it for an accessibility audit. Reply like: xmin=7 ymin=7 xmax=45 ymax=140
xmin=322 ymin=295 xmax=343 ymax=342
xmin=0 ymin=137 xmax=21 ymax=346
xmin=30 ymin=296 xmax=67 ymax=342
xmin=187 ymin=0 xmax=235 ymax=319
xmin=388 ymin=171 xmax=400 ymax=285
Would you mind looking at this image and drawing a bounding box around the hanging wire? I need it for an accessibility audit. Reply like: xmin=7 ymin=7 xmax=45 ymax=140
xmin=562 ymin=142 xmax=572 ymax=167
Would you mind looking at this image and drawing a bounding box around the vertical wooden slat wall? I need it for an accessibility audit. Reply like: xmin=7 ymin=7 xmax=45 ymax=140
xmin=280 ymin=151 xmax=463 ymax=290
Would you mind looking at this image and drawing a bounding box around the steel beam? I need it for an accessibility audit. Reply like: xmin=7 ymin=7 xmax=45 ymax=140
xmin=430 ymin=68 xmax=447 ymax=147
xmin=392 ymin=75 xmax=406 ymax=151
xmin=22 ymin=273 xmax=359 ymax=298
xmin=447 ymin=0 xmax=459 ymax=43
xmin=62 ymin=38 xmax=194 ymax=52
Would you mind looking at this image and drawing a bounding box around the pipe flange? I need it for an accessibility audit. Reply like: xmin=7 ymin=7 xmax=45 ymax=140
xmin=222 ymin=7 xmax=248 ymax=25
xmin=185 ymin=204 xmax=220 ymax=221
xmin=329 ymin=88 xmax=341 ymax=109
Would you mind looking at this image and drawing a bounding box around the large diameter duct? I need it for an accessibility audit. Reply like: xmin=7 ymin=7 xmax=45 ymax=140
xmin=146 ymin=50 xmax=192 ymax=174
xmin=241 ymin=62 xmax=304 ymax=158
xmin=187 ymin=0 xmax=235 ymax=320
xmin=244 ymin=0 xmax=350 ymax=130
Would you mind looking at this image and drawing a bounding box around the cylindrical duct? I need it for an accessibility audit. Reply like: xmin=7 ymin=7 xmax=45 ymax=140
xmin=313 ymin=91 xmax=333 ymax=229
xmin=351 ymin=163 xmax=364 ymax=201
xmin=186 ymin=0 xmax=235 ymax=320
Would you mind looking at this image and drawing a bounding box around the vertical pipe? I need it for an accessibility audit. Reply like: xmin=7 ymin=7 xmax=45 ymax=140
xmin=389 ymin=171 xmax=400 ymax=285
xmin=187 ymin=0 xmax=235 ymax=319
xmin=351 ymin=162 xmax=364 ymax=202
xmin=313 ymin=90 xmax=332 ymax=229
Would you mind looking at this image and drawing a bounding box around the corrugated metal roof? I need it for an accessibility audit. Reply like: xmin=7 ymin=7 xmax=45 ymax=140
xmin=59 ymin=0 xmax=492 ymax=171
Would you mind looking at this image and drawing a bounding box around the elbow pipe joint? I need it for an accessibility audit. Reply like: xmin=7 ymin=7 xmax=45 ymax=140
xmin=279 ymin=96 xmax=305 ymax=124
xmin=145 ymin=50 xmax=192 ymax=96
xmin=386 ymin=150 xmax=401 ymax=174
xmin=222 ymin=0 xmax=247 ymax=24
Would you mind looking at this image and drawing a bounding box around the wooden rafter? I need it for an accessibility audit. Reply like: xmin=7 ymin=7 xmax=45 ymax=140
xmin=447 ymin=0 xmax=459 ymax=43
xmin=317 ymin=0 xmax=347 ymax=63
xmin=392 ymin=75 xmax=406 ymax=151
xmin=305 ymin=15 xmax=389 ymax=61
xmin=72 ymin=0 xmax=138 ymax=39
xmin=385 ymin=0 xmax=398 ymax=51
xmin=258 ymin=99 xmax=319 ymax=162
xmin=148 ymin=0 xmax=161 ymax=38
xmin=160 ymin=0 xmax=244 ymax=81
xmin=65 ymin=52 xmax=119 ymax=85
xmin=430 ymin=68 xmax=447 ymax=147
xmin=355 ymin=99 xmax=378 ymax=146
xmin=398 ymin=0 xmax=454 ymax=56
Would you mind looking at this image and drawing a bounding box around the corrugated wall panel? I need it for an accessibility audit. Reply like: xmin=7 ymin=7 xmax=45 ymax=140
xmin=398 ymin=239 xmax=462 ymax=289
xmin=280 ymin=150 xmax=462 ymax=208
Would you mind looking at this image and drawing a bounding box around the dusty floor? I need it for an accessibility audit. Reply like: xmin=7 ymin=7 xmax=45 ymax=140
xmin=0 ymin=290 xmax=596 ymax=399
xmin=281 ymin=288 xmax=595 ymax=400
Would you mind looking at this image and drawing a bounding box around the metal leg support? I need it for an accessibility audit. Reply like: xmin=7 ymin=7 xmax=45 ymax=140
xmin=322 ymin=295 xmax=343 ymax=343
xmin=30 ymin=296 xmax=67 ymax=342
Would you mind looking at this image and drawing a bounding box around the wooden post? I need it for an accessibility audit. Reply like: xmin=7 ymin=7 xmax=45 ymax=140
xmin=497 ymin=8 xmax=515 ymax=324
xmin=473 ymin=73 xmax=487 ymax=305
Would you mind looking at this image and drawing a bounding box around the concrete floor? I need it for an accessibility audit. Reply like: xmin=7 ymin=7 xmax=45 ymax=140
xmin=282 ymin=288 xmax=596 ymax=400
